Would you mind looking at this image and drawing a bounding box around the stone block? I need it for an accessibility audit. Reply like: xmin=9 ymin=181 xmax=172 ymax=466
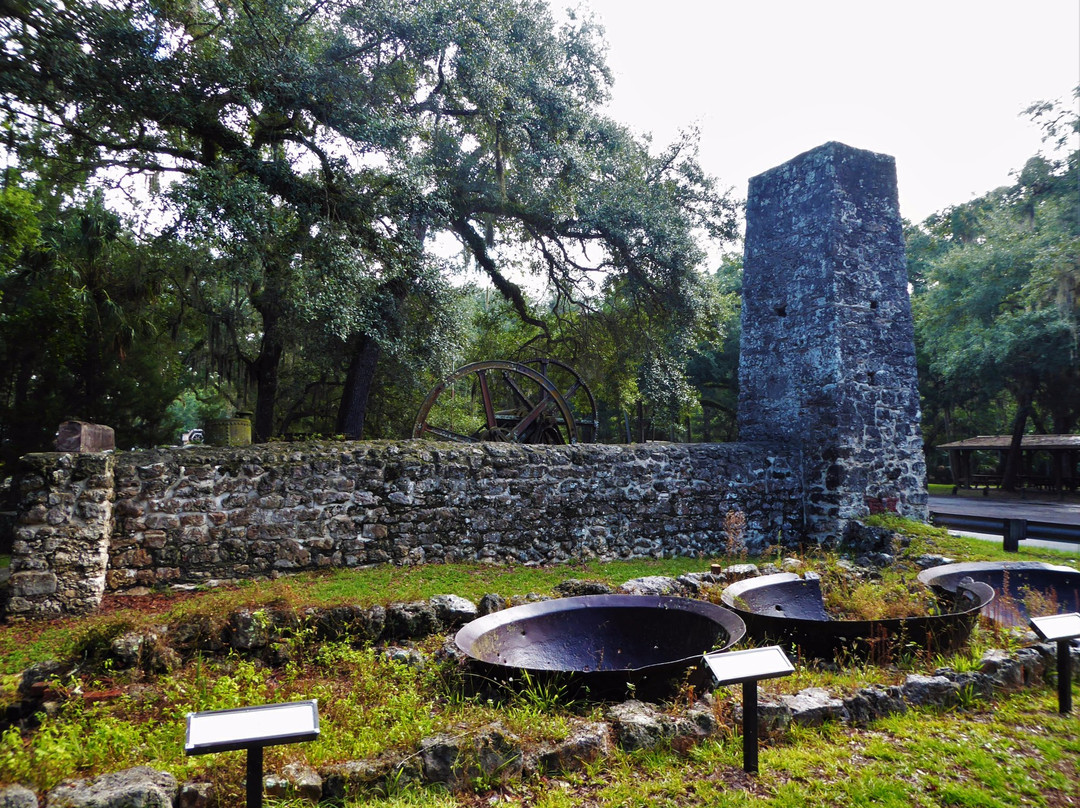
xmin=779 ymin=687 xmax=847 ymax=726
xmin=533 ymin=722 xmax=610 ymax=773
xmin=419 ymin=722 xmax=522 ymax=791
xmin=10 ymin=571 xmax=57 ymax=597
xmin=55 ymin=421 xmax=115 ymax=453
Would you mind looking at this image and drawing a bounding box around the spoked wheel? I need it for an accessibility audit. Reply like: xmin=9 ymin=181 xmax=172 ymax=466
xmin=523 ymin=358 xmax=598 ymax=443
xmin=412 ymin=361 xmax=579 ymax=444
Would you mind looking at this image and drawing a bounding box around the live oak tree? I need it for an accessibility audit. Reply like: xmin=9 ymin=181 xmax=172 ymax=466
xmin=3 ymin=0 xmax=442 ymax=439
xmin=910 ymin=91 xmax=1079 ymax=489
xmin=1 ymin=0 xmax=735 ymax=442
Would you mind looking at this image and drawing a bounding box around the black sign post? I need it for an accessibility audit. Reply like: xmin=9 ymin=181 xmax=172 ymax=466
xmin=185 ymin=700 xmax=320 ymax=808
xmin=703 ymin=646 xmax=795 ymax=773
xmin=1029 ymin=613 xmax=1080 ymax=714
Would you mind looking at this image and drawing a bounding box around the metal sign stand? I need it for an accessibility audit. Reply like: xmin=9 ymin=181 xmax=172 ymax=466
xmin=1029 ymin=613 xmax=1080 ymax=714
xmin=703 ymin=646 xmax=795 ymax=773
xmin=185 ymin=700 xmax=320 ymax=808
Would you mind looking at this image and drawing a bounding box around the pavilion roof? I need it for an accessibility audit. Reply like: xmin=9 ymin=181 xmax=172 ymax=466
xmin=938 ymin=434 xmax=1080 ymax=450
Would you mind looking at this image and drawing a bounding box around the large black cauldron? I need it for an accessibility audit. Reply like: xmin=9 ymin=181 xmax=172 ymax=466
xmin=918 ymin=561 xmax=1080 ymax=627
xmin=455 ymin=595 xmax=745 ymax=700
xmin=722 ymin=573 xmax=994 ymax=661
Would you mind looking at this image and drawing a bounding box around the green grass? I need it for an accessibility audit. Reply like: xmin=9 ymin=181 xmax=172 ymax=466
xmin=2 ymin=521 xmax=1079 ymax=805
xmin=0 ymin=557 xmax=709 ymax=676
xmin=334 ymin=690 xmax=1080 ymax=807
xmin=928 ymin=483 xmax=1080 ymax=505
xmin=865 ymin=513 xmax=1080 ymax=565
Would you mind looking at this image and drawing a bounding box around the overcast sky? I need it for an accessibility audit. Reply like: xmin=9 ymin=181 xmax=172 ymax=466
xmin=579 ymin=0 xmax=1079 ymax=226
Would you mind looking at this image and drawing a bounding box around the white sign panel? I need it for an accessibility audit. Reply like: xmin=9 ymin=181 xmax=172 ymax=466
xmin=1030 ymin=613 xmax=1080 ymax=643
xmin=703 ymin=645 xmax=795 ymax=686
xmin=186 ymin=700 xmax=319 ymax=755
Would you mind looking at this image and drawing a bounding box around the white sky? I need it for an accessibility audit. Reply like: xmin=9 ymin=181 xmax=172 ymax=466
xmin=579 ymin=0 xmax=1080 ymax=226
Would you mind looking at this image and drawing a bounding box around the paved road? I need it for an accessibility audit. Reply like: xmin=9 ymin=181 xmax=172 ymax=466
xmin=928 ymin=495 xmax=1080 ymax=553
xmin=928 ymin=496 xmax=1080 ymax=525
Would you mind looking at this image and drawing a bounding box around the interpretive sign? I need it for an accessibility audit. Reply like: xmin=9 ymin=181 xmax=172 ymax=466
xmin=703 ymin=646 xmax=794 ymax=773
xmin=703 ymin=646 xmax=795 ymax=686
xmin=1029 ymin=613 xmax=1080 ymax=643
xmin=1029 ymin=614 xmax=1080 ymax=714
xmin=185 ymin=700 xmax=319 ymax=807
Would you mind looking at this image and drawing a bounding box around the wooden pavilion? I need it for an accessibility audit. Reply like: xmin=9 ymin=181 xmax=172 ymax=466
xmin=938 ymin=435 xmax=1080 ymax=494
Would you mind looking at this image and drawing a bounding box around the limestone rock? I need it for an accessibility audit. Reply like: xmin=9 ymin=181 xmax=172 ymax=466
xmin=385 ymin=601 xmax=438 ymax=639
xmin=477 ymin=593 xmax=508 ymax=616
xmin=385 ymin=646 xmax=426 ymax=670
xmin=843 ymin=686 xmax=906 ymax=727
xmin=262 ymin=775 xmax=288 ymax=799
xmin=319 ymin=757 xmax=417 ymax=802
xmin=554 ymin=579 xmax=615 ymax=597
xmin=168 ymin=616 xmax=226 ymax=655
xmin=47 ymin=766 xmax=177 ymax=808
xmin=227 ymin=608 xmax=271 ymax=650
xmin=723 ymin=564 xmax=759 ymax=581
xmin=733 ymin=699 xmax=792 ymax=737
xmin=419 ymin=722 xmax=522 ymax=791
xmin=779 ymin=687 xmax=847 ymax=726
xmin=979 ymin=650 xmax=1025 ymax=689
xmin=429 ymin=594 xmax=478 ymax=628
xmin=901 ymin=674 xmax=958 ymax=708
xmin=607 ymin=700 xmax=672 ymax=751
xmin=17 ymin=660 xmax=69 ymax=699
xmin=175 ymin=783 xmax=215 ymax=808
xmin=675 ymin=572 xmax=722 ymax=594
xmin=281 ymin=762 xmax=322 ymax=803
xmin=840 ymin=522 xmax=895 ymax=556
xmin=617 ymin=576 xmax=685 ymax=597
xmin=508 ymin=593 xmax=551 ymax=607
xmin=945 ymin=671 xmax=995 ymax=701
xmin=0 ymin=785 xmax=38 ymax=808
xmin=533 ymin=722 xmax=610 ymax=774
xmin=109 ymin=631 xmax=148 ymax=668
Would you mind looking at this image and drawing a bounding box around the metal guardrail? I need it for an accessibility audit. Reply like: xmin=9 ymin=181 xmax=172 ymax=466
xmin=930 ymin=511 xmax=1080 ymax=552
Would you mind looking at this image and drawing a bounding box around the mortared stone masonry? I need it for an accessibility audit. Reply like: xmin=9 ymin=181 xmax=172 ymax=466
xmin=6 ymin=143 xmax=928 ymax=618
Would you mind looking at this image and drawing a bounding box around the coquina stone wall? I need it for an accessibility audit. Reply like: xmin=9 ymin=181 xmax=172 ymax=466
xmin=6 ymin=452 xmax=114 ymax=619
xmin=6 ymin=141 xmax=931 ymax=620
xmin=7 ymin=441 xmax=803 ymax=618
xmin=739 ymin=142 xmax=928 ymax=541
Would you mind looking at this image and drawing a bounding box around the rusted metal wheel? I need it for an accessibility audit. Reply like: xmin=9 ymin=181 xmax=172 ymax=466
xmin=523 ymin=358 xmax=599 ymax=443
xmin=412 ymin=361 xmax=580 ymax=444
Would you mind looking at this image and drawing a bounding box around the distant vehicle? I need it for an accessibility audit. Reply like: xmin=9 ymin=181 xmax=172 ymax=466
xmin=182 ymin=429 xmax=204 ymax=445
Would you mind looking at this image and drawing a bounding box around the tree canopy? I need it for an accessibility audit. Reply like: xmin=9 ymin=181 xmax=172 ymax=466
xmin=909 ymin=91 xmax=1079 ymax=488
xmin=0 ymin=0 xmax=736 ymax=464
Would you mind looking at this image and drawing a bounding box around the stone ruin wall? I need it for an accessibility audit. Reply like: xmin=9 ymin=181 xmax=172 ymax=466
xmin=6 ymin=441 xmax=804 ymax=619
xmin=5 ymin=141 xmax=931 ymax=620
xmin=739 ymin=142 xmax=928 ymax=542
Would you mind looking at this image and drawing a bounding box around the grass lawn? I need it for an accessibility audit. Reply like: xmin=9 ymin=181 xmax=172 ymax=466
xmin=0 ymin=524 xmax=1077 ymax=806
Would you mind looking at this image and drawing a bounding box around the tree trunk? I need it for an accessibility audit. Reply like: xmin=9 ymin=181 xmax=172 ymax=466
xmin=336 ymin=335 xmax=382 ymax=439
xmin=250 ymin=312 xmax=284 ymax=443
xmin=1001 ymin=395 xmax=1033 ymax=492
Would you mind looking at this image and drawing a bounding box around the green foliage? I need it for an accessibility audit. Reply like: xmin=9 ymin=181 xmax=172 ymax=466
xmin=0 ymin=539 xmax=1077 ymax=803
xmin=0 ymin=183 xmax=39 ymax=273
xmin=509 ymin=669 xmax=576 ymax=714
xmin=0 ymin=191 xmax=193 ymax=464
xmin=0 ymin=0 xmax=736 ymax=446
xmin=909 ymin=90 xmax=1079 ymax=468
